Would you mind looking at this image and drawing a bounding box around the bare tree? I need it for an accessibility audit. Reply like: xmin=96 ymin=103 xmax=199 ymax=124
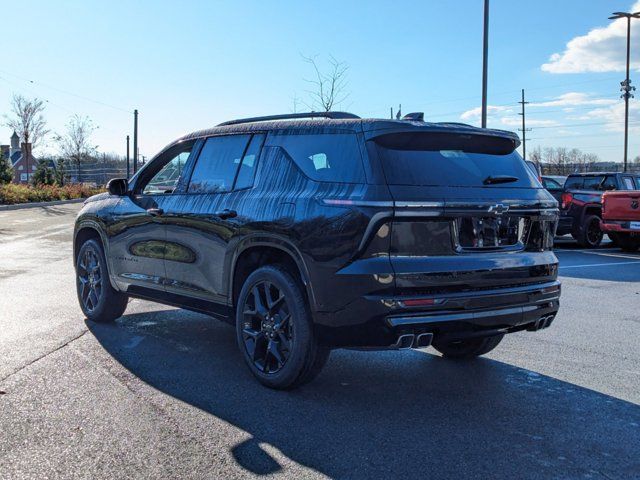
xmin=302 ymin=55 xmax=349 ymax=112
xmin=54 ymin=115 xmax=98 ymax=182
xmin=3 ymin=94 xmax=50 ymax=150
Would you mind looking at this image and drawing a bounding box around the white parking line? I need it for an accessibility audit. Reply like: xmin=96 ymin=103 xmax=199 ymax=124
xmin=559 ymin=260 xmax=640 ymax=269
xmin=580 ymin=251 xmax=640 ymax=260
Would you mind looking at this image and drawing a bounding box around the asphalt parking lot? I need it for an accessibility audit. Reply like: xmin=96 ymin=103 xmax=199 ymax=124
xmin=1 ymin=203 xmax=639 ymax=479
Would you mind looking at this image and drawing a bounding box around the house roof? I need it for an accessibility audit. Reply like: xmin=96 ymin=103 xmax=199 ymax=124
xmin=10 ymin=151 xmax=22 ymax=165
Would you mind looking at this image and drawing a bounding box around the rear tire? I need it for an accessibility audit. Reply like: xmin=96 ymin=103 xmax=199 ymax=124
xmin=235 ymin=265 xmax=329 ymax=389
xmin=609 ymin=232 xmax=640 ymax=252
xmin=576 ymin=215 xmax=603 ymax=248
xmin=76 ymin=238 xmax=128 ymax=323
xmin=433 ymin=334 xmax=504 ymax=359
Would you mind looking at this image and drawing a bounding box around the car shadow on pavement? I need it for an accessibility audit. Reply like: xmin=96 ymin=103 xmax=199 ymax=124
xmin=87 ymin=309 xmax=640 ymax=480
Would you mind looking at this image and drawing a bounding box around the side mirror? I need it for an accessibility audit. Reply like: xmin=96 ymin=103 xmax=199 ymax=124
xmin=107 ymin=178 xmax=128 ymax=196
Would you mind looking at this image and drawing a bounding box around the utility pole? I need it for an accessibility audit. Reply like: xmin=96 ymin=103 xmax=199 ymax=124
xmin=126 ymin=135 xmax=130 ymax=179
xmin=518 ymin=89 xmax=531 ymax=160
xmin=390 ymin=107 xmax=393 ymax=119
xmin=133 ymin=109 xmax=138 ymax=174
xmin=481 ymin=0 xmax=490 ymax=128
xmin=609 ymin=11 xmax=639 ymax=172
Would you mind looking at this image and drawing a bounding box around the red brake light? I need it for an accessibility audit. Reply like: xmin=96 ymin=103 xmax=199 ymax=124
xmin=561 ymin=192 xmax=573 ymax=210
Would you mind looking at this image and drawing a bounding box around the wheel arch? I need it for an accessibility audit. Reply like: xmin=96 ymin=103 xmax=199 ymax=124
xmin=74 ymin=220 xmax=120 ymax=291
xmin=229 ymin=235 xmax=316 ymax=312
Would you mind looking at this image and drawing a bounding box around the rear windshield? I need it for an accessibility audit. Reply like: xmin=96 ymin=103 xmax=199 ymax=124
xmin=373 ymin=132 xmax=538 ymax=188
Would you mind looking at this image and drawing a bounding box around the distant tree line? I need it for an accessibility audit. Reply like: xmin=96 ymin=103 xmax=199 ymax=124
xmin=529 ymin=145 xmax=640 ymax=175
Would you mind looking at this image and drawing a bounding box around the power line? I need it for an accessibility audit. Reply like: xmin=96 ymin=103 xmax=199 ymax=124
xmin=0 ymin=69 xmax=132 ymax=114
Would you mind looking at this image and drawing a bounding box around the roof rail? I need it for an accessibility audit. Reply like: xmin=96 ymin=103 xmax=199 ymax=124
xmin=217 ymin=111 xmax=360 ymax=127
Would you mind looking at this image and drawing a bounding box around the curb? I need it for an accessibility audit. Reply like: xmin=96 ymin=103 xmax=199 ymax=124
xmin=0 ymin=198 xmax=85 ymax=211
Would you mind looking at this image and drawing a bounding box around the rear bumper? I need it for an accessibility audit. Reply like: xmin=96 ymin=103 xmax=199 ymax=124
xmin=316 ymin=279 xmax=561 ymax=348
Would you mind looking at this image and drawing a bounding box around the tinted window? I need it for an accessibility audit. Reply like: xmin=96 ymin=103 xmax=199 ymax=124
xmin=622 ymin=176 xmax=635 ymax=190
xmin=564 ymin=176 xmax=583 ymax=189
xmin=272 ymin=133 xmax=365 ymax=183
xmin=375 ymin=134 xmax=537 ymax=188
xmin=188 ymin=135 xmax=250 ymax=193
xmin=142 ymin=148 xmax=191 ymax=195
xmin=582 ymin=176 xmax=605 ymax=190
xmin=636 ymin=177 xmax=640 ymax=189
xmin=234 ymin=134 xmax=265 ymax=189
xmin=601 ymin=175 xmax=617 ymax=191
xmin=543 ymin=178 xmax=561 ymax=189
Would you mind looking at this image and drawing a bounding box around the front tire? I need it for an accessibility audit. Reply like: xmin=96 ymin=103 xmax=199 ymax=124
xmin=76 ymin=238 xmax=128 ymax=322
xmin=433 ymin=334 xmax=504 ymax=359
xmin=235 ymin=265 xmax=329 ymax=389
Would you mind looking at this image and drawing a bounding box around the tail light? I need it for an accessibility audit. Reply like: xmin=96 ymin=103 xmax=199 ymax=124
xmin=561 ymin=192 xmax=573 ymax=210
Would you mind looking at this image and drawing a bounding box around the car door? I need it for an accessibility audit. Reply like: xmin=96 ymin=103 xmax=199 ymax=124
xmin=107 ymin=141 xmax=195 ymax=293
xmin=161 ymin=133 xmax=264 ymax=303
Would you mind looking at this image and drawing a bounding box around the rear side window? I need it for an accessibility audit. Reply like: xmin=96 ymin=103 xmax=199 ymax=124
xmin=271 ymin=133 xmax=365 ymax=183
xmin=564 ymin=177 xmax=583 ymax=189
xmin=188 ymin=135 xmax=250 ymax=193
xmin=583 ymin=176 xmax=605 ymax=190
xmin=622 ymin=176 xmax=635 ymax=190
xmin=374 ymin=132 xmax=537 ymax=188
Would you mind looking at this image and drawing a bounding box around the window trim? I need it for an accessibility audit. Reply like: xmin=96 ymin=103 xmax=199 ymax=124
xmin=185 ymin=132 xmax=263 ymax=195
xmin=133 ymin=139 xmax=197 ymax=196
xmin=231 ymin=134 xmax=266 ymax=191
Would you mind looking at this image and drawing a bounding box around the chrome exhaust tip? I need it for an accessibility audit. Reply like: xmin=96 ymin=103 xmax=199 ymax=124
xmin=394 ymin=334 xmax=415 ymax=350
xmin=415 ymin=332 xmax=433 ymax=349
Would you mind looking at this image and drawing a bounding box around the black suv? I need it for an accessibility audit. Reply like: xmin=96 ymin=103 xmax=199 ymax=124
xmin=556 ymin=172 xmax=640 ymax=248
xmin=74 ymin=112 xmax=561 ymax=389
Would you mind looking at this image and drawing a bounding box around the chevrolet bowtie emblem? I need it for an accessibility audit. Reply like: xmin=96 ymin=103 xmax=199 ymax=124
xmin=488 ymin=203 xmax=510 ymax=215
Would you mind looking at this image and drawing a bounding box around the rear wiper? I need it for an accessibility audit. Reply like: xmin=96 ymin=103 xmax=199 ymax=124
xmin=483 ymin=175 xmax=519 ymax=185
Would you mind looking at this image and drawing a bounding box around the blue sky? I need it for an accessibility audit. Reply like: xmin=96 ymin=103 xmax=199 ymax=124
xmin=1 ymin=0 xmax=639 ymax=162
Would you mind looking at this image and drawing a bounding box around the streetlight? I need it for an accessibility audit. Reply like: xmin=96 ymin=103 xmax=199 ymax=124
xmin=609 ymin=11 xmax=640 ymax=172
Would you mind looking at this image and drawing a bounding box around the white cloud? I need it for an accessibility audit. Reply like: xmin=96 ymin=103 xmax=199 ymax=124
xmin=578 ymin=101 xmax=640 ymax=133
xmin=460 ymin=105 xmax=512 ymax=120
xmin=529 ymin=92 xmax=617 ymax=108
xmin=541 ymin=1 xmax=640 ymax=73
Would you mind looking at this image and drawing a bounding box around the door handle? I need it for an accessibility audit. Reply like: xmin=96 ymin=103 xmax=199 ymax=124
xmin=147 ymin=208 xmax=164 ymax=216
xmin=215 ymin=209 xmax=237 ymax=219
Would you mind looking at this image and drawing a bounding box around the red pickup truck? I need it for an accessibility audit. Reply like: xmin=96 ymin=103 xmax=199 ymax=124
xmin=601 ymin=191 xmax=640 ymax=252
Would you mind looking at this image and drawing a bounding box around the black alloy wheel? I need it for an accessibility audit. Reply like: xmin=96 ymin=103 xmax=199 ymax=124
xmin=75 ymin=238 xmax=128 ymax=322
xmin=241 ymin=280 xmax=293 ymax=374
xmin=77 ymin=246 xmax=103 ymax=314
xmin=235 ymin=265 xmax=330 ymax=389
xmin=577 ymin=214 xmax=603 ymax=248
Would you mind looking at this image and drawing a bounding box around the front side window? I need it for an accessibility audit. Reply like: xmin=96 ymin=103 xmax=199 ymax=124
xmin=270 ymin=133 xmax=365 ymax=183
xmin=600 ymin=175 xmax=617 ymax=191
xmin=142 ymin=149 xmax=192 ymax=195
xmin=188 ymin=135 xmax=251 ymax=193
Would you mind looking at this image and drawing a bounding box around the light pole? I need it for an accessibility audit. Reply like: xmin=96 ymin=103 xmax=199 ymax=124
xmin=481 ymin=0 xmax=490 ymax=128
xmin=609 ymin=11 xmax=640 ymax=172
